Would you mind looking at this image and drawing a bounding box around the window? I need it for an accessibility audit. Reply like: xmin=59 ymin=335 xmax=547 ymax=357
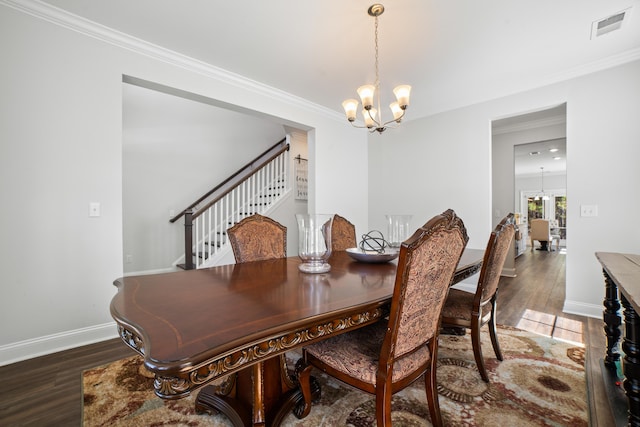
xmin=554 ymin=195 xmax=567 ymax=239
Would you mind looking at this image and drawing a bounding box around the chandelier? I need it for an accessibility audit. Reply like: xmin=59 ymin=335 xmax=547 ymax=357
xmin=534 ymin=167 xmax=550 ymax=201
xmin=342 ymin=4 xmax=411 ymax=134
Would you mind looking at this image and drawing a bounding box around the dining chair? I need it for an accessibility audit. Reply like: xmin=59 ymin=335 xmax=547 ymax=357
xmin=331 ymin=214 xmax=357 ymax=251
xmin=227 ymin=213 xmax=287 ymax=262
xmin=296 ymin=209 xmax=469 ymax=427
xmin=440 ymin=213 xmax=515 ymax=382
xmin=529 ymin=218 xmax=557 ymax=252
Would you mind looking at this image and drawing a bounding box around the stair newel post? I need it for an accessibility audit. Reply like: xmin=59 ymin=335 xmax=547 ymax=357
xmin=184 ymin=209 xmax=194 ymax=270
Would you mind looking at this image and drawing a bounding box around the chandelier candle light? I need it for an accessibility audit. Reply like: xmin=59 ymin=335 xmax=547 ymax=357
xmin=342 ymin=4 xmax=411 ymax=134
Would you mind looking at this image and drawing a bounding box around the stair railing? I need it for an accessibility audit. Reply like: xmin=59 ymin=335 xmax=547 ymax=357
xmin=171 ymin=138 xmax=290 ymax=269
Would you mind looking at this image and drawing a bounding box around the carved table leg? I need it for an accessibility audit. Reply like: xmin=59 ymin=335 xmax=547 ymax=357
xmin=195 ymin=373 xmax=250 ymax=427
xmin=194 ymin=354 xmax=318 ymax=426
xmin=603 ymin=269 xmax=622 ymax=370
xmin=621 ymin=294 xmax=640 ymax=427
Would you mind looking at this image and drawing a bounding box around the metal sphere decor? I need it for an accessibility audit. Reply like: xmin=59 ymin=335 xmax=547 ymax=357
xmin=359 ymin=230 xmax=392 ymax=253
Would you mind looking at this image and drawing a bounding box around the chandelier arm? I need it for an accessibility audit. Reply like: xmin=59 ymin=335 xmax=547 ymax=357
xmin=348 ymin=121 xmax=369 ymax=130
xmin=379 ymin=110 xmax=406 ymax=128
xmin=365 ymin=108 xmax=382 ymax=128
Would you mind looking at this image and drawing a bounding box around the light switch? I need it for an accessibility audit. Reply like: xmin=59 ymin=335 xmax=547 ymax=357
xmin=89 ymin=202 xmax=101 ymax=217
xmin=580 ymin=204 xmax=598 ymax=217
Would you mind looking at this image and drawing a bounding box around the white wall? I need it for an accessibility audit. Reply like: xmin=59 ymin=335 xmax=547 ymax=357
xmin=370 ymin=59 xmax=640 ymax=319
xmin=0 ymin=5 xmax=368 ymax=364
xmin=368 ymin=107 xmax=492 ymax=251
xmin=565 ymin=60 xmax=640 ymax=316
xmin=122 ymin=83 xmax=286 ymax=274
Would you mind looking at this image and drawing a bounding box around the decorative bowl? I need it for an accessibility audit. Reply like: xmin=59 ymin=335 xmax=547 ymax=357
xmin=346 ymin=247 xmax=399 ymax=264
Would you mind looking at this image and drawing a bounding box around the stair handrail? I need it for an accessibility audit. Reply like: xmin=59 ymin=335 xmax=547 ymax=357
xmin=191 ymin=143 xmax=289 ymax=221
xmin=169 ymin=137 xmax=288 ymax=223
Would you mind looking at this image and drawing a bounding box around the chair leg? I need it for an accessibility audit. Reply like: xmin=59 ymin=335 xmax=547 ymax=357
xmin=424 ymin=361 xmax=443 ymax=427
xmin=488 ymin=308 xmax=503 ymax=361
xmin=471 ymin=319 xmax=489 ymax=382
xmin=293 ymin=358 xmax=314 ymax=419
xmin=375 ymin=382 xmax=393 ymax=427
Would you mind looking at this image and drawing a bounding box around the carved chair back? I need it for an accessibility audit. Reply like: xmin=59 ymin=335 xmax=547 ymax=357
xmin=331 ymin=214 xmax=357 ymax=251
xmin=227 ymin=214 xmax=286 ymax=263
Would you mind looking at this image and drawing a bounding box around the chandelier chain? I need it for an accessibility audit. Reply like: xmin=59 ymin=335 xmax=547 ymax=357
xmin=374 ymin=14 xmax=381 ymax=120
xmin=374 ymin=15 xmax=380 ymax=90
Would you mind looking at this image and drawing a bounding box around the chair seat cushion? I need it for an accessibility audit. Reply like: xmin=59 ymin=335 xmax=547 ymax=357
xmin=304 ymin=321 xmax=431 ymax=385
xmin=441 ymin=288 xmax=488 ymax=321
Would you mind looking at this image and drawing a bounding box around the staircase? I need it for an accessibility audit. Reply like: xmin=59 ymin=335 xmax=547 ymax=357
xmin=170 ymin=138 xmax=291 ymax=269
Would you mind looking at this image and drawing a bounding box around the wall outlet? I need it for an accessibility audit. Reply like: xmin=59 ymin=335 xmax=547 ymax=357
xmin=125 ymin=254 xmax=133 ymax=264
xmin=580 ymin=204 xmax=598 ymax=217
xmin=89 ymin=202 xmax=101 ymax=217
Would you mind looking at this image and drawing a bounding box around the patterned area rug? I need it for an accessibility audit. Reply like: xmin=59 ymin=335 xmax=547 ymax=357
xmin=82 ymin=326 xmax=587 ymax=426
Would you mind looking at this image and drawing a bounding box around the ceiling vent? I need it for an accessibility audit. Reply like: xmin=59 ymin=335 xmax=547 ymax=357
xmin=591 ymin=8 xmax=631 ymax=39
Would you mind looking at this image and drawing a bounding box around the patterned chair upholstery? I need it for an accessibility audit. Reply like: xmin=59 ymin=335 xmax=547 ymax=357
xmin=441 ymin=213 xmax=515 ymax=382
xmin=227 ymin=214 xmax=286 ymax=262
xmin=331 ymin=214 xmax=357 ymax=251
xmin=296 ymin=209 xmax=469 ymax=427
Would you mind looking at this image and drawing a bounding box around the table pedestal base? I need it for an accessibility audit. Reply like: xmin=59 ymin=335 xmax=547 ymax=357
xmin=194 ymin=355 xmax=320 ymax=427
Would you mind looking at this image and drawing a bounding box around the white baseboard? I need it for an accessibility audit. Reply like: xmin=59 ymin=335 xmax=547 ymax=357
xmin=0 ymin=322 xmax=119 ymax=366
xmin=124 ymin=266 xmax=178 ymax=277
xmin=500 ymin=267 xmax=517 ymax=278
xmin=563 ymin=299 xmax=603 ymax=319
xmin=450 ymin=281 xmax=477 ymax=294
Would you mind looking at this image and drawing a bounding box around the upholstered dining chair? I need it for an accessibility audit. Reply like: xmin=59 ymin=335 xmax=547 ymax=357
xmin=227 ymin=214 xmax=287 ymax=262
xmin=529 ymin=218 xmax=557 ymax=252
xmin=296 ymin=209 xmax=469 ymax=427
xmin=440 ymin=213 xmax=515 ymax=382
xmin=331 ymin=214 xmax=357 ymax=251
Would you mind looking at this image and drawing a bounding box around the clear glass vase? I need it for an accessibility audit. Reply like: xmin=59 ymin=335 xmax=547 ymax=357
xmin=296 ymin=213 xmax=333 ymax=273
xmin=386 ymin=214 xmax=413 ymax=248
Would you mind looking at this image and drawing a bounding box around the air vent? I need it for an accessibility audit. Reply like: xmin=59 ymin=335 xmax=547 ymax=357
xmin=591 ymin=8 xmax=631 ymax=39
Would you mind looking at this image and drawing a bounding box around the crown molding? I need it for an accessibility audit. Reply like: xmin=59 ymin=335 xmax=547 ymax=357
xmin=543 ymin=47 xmax=640 ymax=86
xmin=493 ymin=116 xmax=566 ymax=135
xmin=0 ymin=0 xmax=342 ymax=122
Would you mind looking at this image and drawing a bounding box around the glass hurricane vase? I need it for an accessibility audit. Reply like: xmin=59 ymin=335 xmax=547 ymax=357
xmin=296 ymin=213 xmax=333 ymax=274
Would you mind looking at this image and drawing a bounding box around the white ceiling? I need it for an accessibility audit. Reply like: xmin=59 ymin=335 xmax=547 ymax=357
xmin=38 ymin=0 xmax=640 ymax=121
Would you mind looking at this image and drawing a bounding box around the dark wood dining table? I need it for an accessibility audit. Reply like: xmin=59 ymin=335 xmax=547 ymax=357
xmin=110 ymin=248 xmax=484 ymax=427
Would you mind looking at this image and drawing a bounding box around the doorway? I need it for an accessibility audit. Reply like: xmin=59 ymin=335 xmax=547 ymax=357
xmin=491 ymin=103 xmax=567 ymax=269
xmin=514 ymin=138 xmax=567 ymax=250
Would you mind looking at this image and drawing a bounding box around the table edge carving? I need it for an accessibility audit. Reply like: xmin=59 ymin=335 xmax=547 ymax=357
xmin=118 ymin=306 xmax=388 ymax=399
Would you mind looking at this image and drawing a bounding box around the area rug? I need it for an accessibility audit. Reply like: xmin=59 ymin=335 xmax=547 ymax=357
xmin=83 ymin=326 xmax=587 ymax=426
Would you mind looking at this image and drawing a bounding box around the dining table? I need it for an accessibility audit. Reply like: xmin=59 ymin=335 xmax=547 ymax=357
xmin=110 ymin=248 xmax=484 ymax=427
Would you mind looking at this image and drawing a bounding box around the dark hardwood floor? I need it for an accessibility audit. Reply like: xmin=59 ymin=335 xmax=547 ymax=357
xmin=0 ymin=249 xmax=615 ymax=426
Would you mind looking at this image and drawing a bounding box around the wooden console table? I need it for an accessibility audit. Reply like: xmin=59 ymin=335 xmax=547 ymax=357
xmin=111 ymin=249 xmax=483 ymax=426
xmin=597 ymin=252 xmax=640 ymax=427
